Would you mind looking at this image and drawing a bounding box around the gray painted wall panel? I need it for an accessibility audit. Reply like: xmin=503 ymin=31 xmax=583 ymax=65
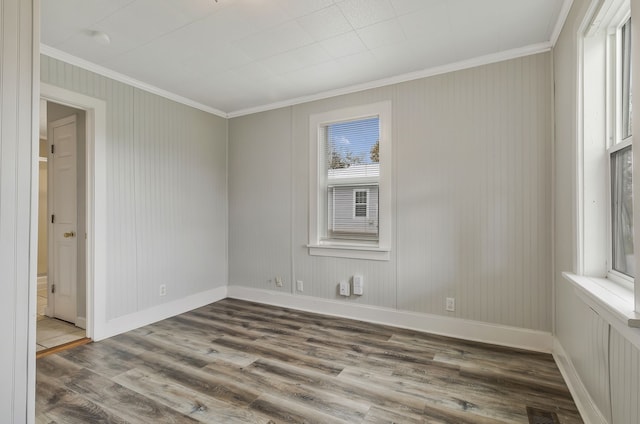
xmin=229 ymin=53 xmax=552 ymax=329
xmin=41 ymin=55 xmax=228 ymax=321
xmin=0 ymin=0 xmax=34 ymax=420
xmin=228 ymin=108 xmax=293 ymax=292
xmin=610 ymin=327 xmax=640 ymax=424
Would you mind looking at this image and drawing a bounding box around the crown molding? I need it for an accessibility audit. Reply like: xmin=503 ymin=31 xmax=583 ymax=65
xmin=40 ymin=44 xmax=228 ymax=118
xmin=550 ymin=0 xmax=575 ymax=46
xmin=227 ymin=42 xmax=552 ymax=118
xmin=41 ymin=41 xmax=553 ymax=121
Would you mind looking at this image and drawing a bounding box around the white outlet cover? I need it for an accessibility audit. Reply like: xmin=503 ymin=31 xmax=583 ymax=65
xmin=353 ymin=275 xmax=363 ymax=295
xmin=446 ymin=297 xmax=455 ymax=311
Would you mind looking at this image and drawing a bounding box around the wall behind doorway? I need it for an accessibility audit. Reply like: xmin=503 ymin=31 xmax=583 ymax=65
xmin=46 ymin=101 xmax=87 ymax=324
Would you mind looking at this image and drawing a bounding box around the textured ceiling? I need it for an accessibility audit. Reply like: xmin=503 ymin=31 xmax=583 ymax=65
xmin=41 ymin=0 xmax=569 ymax=115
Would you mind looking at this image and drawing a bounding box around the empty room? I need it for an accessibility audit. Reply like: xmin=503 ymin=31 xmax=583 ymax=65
xmin=1 ymin=0 xmax=640 ymax=422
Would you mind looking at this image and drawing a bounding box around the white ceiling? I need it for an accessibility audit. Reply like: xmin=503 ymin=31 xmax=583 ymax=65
xmin=41 ymin=0 xmax=570 ymax=116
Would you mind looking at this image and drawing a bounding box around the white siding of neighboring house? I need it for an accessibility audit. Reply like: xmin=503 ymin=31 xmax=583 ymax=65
xmin=327 ymin=164 xmax=380 ymax=237
xmin=329 ymin=185 xmax=379 ymax=236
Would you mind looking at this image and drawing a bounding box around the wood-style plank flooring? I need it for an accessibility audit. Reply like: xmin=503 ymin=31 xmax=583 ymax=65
xmin=36 ymin=298 xmax=583 ymax=423
xmin=36 ymin=275 xmax=86 ymax=352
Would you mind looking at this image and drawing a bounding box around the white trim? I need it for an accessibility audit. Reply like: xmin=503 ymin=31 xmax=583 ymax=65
xmin=551 ymin=0 xmax=576 ymax=46
xmin=40 ymin=83 xmax=106 ymax=342
xmin=229 ymin=43 xmax=551 ymax=118
xmin=95 ymin=286 xmax=227 ymax=341
xmin=40 ymin=45 xmax=228 ymax=119
xmin=307 ymin=245 xmax=390 ymax=261
xmin=552 ymin=338 xmax=609 ymax=424
xmin=28 ymin=2 xmax=42 ymax=422
xmin=227 ymin=286 xmax=553 ymax=353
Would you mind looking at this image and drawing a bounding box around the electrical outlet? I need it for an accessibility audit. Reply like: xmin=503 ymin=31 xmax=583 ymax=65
xmin=446 ymin=297 xmax=455 ymax=312
xmin=296 ymin=280 xmax=303 ymax=292
xmin=339 ymin=281 xmax=350 ymax=296
xmin=159 ymin=284 xmax=167 ymax=296
xmin=275 ymin=277 xmax=283 ymax=287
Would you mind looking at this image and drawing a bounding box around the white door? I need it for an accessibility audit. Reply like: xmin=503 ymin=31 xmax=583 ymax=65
xmin=48 ymin=115 xmax=77 ymax=323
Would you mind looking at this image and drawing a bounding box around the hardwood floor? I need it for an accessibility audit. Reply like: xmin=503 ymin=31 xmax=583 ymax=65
xmin=36 ymin=299 xmax=583 ymax=423
xmin=36 ymin=275 xmax=86 ymax=352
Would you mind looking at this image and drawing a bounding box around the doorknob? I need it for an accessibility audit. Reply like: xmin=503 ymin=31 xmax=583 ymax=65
xmin=63 ymin=231 xmax=76 ymax=238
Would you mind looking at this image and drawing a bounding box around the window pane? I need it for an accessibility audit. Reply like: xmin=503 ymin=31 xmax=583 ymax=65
xmin=324 ymin=117 xmax=380 ymax=241
xmin=611 ymin=146 xmax=634 ymax=277
xmin=621 ymin=18 xmax=632 ymax=139
xmin=328 ymin=185 xmax=378 ymax=240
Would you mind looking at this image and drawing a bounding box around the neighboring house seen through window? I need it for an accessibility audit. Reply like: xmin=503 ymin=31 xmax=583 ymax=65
xmin=325 ymin=118 xmax=379 ymax=241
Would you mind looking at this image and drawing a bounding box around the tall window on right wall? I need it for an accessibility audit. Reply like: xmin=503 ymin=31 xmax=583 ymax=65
xmin=610 ymin=17 xmax=634 ymax=278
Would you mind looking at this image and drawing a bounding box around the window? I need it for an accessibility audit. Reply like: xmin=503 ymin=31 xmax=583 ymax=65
xmin=609 ymin=17 xmax=634 ymax=279
xmin=580 ymin=0 xmax=634 ymax=287
xmin=308 ymin=102 xmax=391 ymax=260
xmin=611 ymin=146 xmax=633 ymax=275
xmin=354 ymin=189 xmax=369 ymax=218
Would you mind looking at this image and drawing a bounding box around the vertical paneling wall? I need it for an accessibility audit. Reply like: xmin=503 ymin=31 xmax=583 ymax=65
xmin=229 ymin=52 xmax=553 ymax=331
xmin=610 ymin=328 xmax=640 ymax=424
xmin=0 ymin=0 xmax=34 ymax=420
xmin=41 ymin=56 xmax=228 ymax=321
xmin=553 ymin=0 xmax=640 ymax=422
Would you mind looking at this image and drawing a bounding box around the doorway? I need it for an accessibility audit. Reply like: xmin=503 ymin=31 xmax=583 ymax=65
xmin=36 ymin=99 xmax=87 ymax=353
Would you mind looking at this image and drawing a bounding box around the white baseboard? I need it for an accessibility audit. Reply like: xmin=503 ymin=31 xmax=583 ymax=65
xmin=552 ymin=338 xmax=609 ymax=424
xmin=75 ymin=316 xmax=86 ymax=330
xmin=93 ymin=286 xmax=228 ymax=341
xmin=227 ymin=286 xmax=553 ymax=353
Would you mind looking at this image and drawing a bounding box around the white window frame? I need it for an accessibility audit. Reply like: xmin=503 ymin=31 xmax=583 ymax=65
xmin=353 ymin=188 xmax=370 ymax=218
xmin=606 ymin=11 xmax=634 ymax=286
xmin=308 ymin=101 xmax=392 ymax=261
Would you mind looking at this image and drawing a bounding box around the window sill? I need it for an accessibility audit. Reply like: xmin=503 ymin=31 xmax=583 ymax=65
xmin=562 ymin=272 xmax=639 ymax=328
xmin=307 ymin=243 xmax=390 ymax=261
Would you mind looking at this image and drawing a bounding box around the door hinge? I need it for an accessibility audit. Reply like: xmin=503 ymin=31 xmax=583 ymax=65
xmin=51 ymin=214 xmax=55 ymax=223
xmin=51 ymin=144 xmax=55 ymax=154
xmin=51 ymin=284 xmax=55 ymax=294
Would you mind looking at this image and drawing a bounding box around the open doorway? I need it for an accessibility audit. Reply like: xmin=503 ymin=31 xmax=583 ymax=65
xmin=36 ymin=99 xmax=88 ymax=354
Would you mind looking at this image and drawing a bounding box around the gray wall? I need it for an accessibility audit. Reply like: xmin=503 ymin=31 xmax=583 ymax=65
xmin=47 ymin=101 xmax=87 ymax=321
xmin=229 ymin=52 xmax=553 ymax=331
xmin=0 ymin=0 xmax=34 ymax=421
xmin=41 ymin=55 xmax=228 ymax=321
xmin=553 ymin=0 xmax=640 ymax=422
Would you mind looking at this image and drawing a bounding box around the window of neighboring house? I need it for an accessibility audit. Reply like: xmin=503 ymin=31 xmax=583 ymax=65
xmin=308 ymin=101 xmax=391 ymax=260
xmin=354 ymin=189 xmax=369 ymax=218
xmin=609 ymin=17 xmax=634 ymax=280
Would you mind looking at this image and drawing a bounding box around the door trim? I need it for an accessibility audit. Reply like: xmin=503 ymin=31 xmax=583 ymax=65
xmin=40 ymin=83 xmax=106 ymax=341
